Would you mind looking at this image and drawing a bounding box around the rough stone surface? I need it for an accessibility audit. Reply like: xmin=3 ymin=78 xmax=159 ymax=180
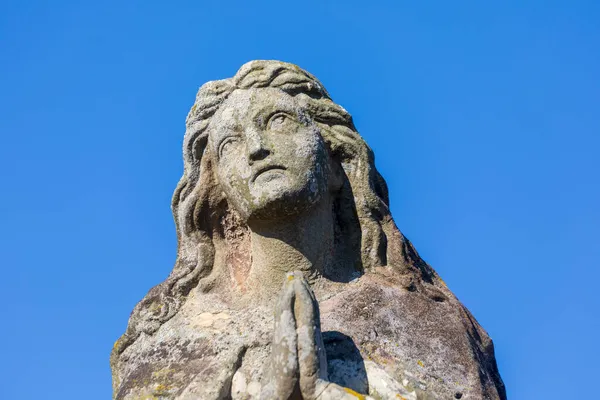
xmin=111 ymin=60 xmax=506 ymax=400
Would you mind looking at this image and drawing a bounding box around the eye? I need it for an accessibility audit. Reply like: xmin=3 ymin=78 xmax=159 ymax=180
xmin=268 ymin=112 xmax=293 ymax=131
xmin=218 ymin=137 xmax=240 ymax=158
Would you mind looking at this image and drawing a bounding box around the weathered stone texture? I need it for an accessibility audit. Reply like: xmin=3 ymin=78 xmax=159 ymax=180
xmin=111 ymin=60 xmax=505 ymax=400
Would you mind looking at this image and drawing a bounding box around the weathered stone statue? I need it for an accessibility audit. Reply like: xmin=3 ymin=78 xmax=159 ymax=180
xmin=111 ymin=61 xmax=506 ymax=399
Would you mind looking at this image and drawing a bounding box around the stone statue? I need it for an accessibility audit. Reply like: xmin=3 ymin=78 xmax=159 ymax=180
xmin=111 ymin=61 xmax=506 ymax=400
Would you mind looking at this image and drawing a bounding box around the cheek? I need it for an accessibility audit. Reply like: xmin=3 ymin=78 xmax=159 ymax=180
xmin=289 ymin=127 xmax=322 ymax=161
xmin=216 ymin=158 xmax=252 ymax=195
xmin=227 ymin=161 xmax=252 ymax=180
xmin=290 ymin=129 xmax=330 ymax=190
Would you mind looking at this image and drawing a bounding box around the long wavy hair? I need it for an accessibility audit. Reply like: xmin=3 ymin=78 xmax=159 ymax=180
xmin=111 ymin=61 xmax=442 ymax=373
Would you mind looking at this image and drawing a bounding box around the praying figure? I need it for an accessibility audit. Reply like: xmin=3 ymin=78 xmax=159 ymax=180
xmin=110 ymin=60 xmax=505 ymax=400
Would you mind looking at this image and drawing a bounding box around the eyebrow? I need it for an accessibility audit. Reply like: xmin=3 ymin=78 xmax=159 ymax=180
xmin=251 ymin=103 xmax=297 ymax=124
xmin=207 ymin=122 xmax=241 ymax=151
xmin=210 ymin=96 xmax=298 ymax=140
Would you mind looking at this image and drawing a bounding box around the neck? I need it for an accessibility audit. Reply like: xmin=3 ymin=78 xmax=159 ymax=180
xmin=244 ymin=199 xmax=334 ymax=303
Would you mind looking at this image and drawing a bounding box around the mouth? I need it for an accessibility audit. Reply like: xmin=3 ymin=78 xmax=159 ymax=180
xmin=251 ymin=165 xmax=286 ymax=182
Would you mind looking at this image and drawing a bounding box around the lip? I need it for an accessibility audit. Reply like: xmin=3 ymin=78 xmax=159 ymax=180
xmin=251 ymin=165 xmax=286 ymax=182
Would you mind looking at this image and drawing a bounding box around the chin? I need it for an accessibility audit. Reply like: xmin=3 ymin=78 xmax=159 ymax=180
xmin=245 ymin=186 xmax=322 ymax=223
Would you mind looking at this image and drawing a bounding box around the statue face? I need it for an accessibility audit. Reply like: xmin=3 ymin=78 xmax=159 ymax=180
xmin=208 ymin=88 xmax=333 ymax=222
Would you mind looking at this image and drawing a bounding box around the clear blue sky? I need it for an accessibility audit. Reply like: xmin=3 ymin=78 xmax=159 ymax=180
xmin=1 ymin=1 xmax=598 ymax=398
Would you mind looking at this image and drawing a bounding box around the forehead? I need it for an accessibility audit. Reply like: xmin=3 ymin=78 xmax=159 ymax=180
xmin=212 ymin=88 xmax=298 ymax=124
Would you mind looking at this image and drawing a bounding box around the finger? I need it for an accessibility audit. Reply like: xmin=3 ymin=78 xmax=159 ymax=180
xmin=268 ymin=274 xmax=299 ymax=398
xmin=294 ymin=277 xmax=328 ymax=398
xmin=298 ymin=275 xmax=318 ymax=303
xmin=294 ymin=277 xmax=317 ymax=334
xmin=274 ymin=274 xmax=296 ymax=330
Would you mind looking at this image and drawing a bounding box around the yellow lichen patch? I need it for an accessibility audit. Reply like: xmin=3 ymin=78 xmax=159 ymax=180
xmin=343 ymin=387 xmax=366 ymax=399
xmin=154 ymin=383 xmax=170 ymax=392
xmin=149 ymin=302 xmax=163 ymax=314
xmin=438 ymin=276 xmax=447 ymax=287
xmin=417 ymin=360 xmax=424 ymax=367
xmin=152 ymin=368 xmax=176 ymax=379
xmin=396 ymin=395 xmax=407 ymax=400
xmin=287 ymin=275 xmax=295 ymax=281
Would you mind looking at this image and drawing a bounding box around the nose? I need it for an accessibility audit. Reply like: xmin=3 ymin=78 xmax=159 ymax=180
xmin=246 ymin=128 xmax=270 ymax=163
